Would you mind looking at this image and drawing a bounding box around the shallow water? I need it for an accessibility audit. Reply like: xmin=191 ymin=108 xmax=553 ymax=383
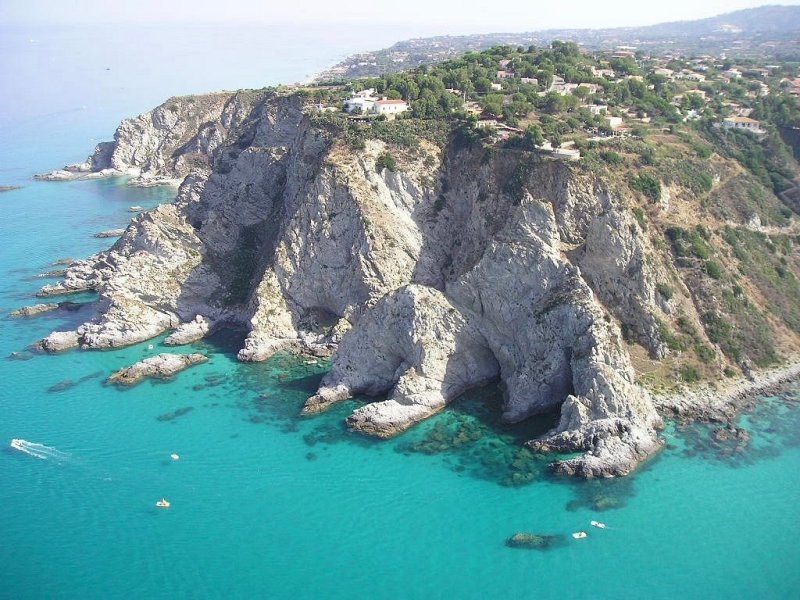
xmin=2 ymin=23 xmax=800 ymax=600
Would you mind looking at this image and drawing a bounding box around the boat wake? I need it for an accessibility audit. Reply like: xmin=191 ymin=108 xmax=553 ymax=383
xmin=10 ymin=438 xmax=70 ymax=462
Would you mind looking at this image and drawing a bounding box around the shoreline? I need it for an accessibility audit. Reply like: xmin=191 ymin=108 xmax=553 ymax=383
xmin=653 ymin=359 xmax=800 ymax=423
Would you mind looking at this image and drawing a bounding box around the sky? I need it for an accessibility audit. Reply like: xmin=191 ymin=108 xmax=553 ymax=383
xmin=3 ymin=0 xmax=800 ymax=35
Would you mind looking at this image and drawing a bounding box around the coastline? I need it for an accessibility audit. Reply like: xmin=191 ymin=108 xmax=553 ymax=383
xmin=653 ymin=359 xmax=800 ymax=423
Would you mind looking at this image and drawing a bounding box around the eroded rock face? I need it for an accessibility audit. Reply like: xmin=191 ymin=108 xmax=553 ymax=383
xmin=107 ymin=353 xmax=208 ymax=386
xmin=36 ymin=92 xmax=670 ymax=476
xmin=306 ymin=197 xmax=662 ymax=476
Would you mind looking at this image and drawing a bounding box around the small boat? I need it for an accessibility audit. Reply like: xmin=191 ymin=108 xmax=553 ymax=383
xmin=147 ymin=344 xmax=154 ymax=350
xmin=170 ymin=453 xmax=180 ymax=461
xmin=155 ymin=498 xmax=170 ymax=508
xmin=10 ymin=438 xmax=24 ymax=450
xmin=572 ymin=531 xmax=588 ymax=539
xmin=590 ymin=521 xmax=607 ymax=529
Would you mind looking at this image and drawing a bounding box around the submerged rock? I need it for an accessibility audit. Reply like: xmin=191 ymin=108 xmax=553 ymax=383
xmin=505 ymin=532 xmax=565 ymax=550
xmin=9 ymin=303 xmax=59 ymax=318
xmin=107 ymin=352 xmax=208 ymax=386
xmin=156 ymin=406 xmax=194 ymax=421
xmin=48 ymin=380 xmax=75 ymax=393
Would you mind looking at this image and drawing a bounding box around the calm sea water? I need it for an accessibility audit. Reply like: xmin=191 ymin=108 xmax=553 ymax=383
xmin=1 ymin=23 xmax=800 ymax=600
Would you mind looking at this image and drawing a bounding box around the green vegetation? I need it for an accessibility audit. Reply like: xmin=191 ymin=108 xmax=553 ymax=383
xmin=656 ymin=282 xmax=675 ymax=300
xmin=665 ymin=226 xmax=713 ymax=260
xmin=375 ymin=152 xmax=397 ymax=172
xmin=706 ymin=260 xmax=723 ymax=279
xmin=680 ymin=365 xmax=701 ymax=383
xmin=629 ymin=174 xmax=661 ymax=201
xmin=599 ymin=151 xmax=623 ymax=166
xmin=695 ymin=344 xmax=716 ymax=364
xmin=632 ymin=207 xmax=646 ymax=229
xmin=722 ymin=227 xmax=800 ymax=334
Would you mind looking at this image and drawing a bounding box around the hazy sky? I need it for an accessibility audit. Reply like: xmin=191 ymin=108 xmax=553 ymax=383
xmin=3 ymin=0 xmax=799 ymax=34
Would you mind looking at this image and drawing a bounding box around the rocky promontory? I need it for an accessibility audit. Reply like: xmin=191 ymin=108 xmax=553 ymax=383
xmin=107 ymin=353 xmax=208 ymax=386
xmin=32 ymin=83 xmax=800 ymax=477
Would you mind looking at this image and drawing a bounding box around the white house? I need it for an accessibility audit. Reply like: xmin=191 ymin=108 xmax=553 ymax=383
xmin=592 ymin=67 xmax=616 ymax=79
xmin=606 ymin=116 xmax=623 ymax=130
xmin=722 ymin=117 xmax=763 ymax=133
xmin=520 ymin=77 xmax=538 ymax=85
xmin=372 ymin=99 xmax=409 ymax=119
xmin=344 ymin=89 xmax=377 ymax=113
xmin=587 ymin=104 xmax=608 ymax=115
xmin=490 ymin=83 xmax=503 ymax=91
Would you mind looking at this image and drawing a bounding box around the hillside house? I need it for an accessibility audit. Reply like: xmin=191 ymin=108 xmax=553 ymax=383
xmin=587 ymin=104 xmax=608 ymax=115
xmin=592 ymin=67 xmax=616 ymax=79
xmin=373 ymin=99 xmax=409 ymax=119
xmin=606 ymin=115 xmax=623 ymax=130
xmin=344 ymin=89 xmax=377 ymax=113
xmin=722 ymin=116 xmax=764 ymax=133
xmin=520 ymin=77 xmax=538 ymax=85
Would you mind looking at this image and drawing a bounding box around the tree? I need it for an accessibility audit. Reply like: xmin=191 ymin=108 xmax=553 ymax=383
xmin=524 ymin=124 xmax=544 ymax=148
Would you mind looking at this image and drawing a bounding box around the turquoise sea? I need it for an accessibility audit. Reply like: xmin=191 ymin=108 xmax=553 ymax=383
xmin=2 ymin=23 xmax=800 ymax=600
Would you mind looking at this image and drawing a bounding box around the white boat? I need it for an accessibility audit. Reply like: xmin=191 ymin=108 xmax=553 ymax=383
xmin=170 ymin=453 xmax=180 ymax=461
xmin=572 ymin=531 xmax=588 ymax=539
xmin=590 ymin=521 xmax=607 ymax=529
xmin=156 ymin=498 xmax=170 ymax=508
xmin=10 ymin=438 xmax=24 ymax=450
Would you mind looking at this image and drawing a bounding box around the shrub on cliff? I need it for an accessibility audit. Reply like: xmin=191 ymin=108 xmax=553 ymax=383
xmin=376 ymin=152 xmax=397 ymax=172
xmin=629 ymin=173 xmax=661 ymax=201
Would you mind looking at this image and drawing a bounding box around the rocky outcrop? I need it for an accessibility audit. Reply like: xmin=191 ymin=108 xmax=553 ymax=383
xmin=95 ymin=229 xmax=127 ymax=238
xmin=38 ymin=331 xmax=80 ymax=352
xmin=305 ymin=196 xmax=662 ymax=476
xmin=654 ymin=361 xmax=800 ymax=422
xmin=164 ymin=315 xmax=212 ymax=345
xmin=107 ymin=352 xmax=208 ymax=386
xmin=36 ymin=92 xmax=678 ymax=476
xmin=35 ymin=91 xmax=269 ymax=186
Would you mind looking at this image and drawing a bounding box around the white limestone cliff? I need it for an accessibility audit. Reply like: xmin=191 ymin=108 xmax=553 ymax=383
xmin=35 ymin=91 xmax=673 ymax=476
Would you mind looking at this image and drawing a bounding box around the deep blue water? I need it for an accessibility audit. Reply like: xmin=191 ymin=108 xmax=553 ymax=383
xmin=1 ymin=23 xmax=800 ymax=600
